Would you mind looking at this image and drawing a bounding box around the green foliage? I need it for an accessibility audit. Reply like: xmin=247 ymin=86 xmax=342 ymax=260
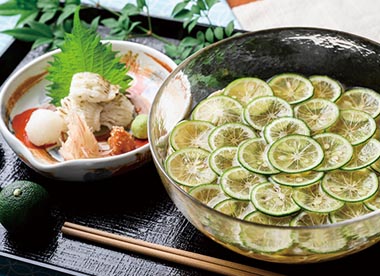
xmin=45 ymin=8 xmax=132 ymax=105
xmin=0 ymin=0 xmax=237 ymax=63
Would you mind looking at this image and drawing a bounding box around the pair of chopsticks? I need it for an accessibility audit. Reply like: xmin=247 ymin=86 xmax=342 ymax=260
xmin=61 ymin=222 xmax=284 ymax=276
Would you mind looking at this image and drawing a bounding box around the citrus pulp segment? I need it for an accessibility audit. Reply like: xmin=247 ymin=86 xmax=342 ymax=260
xmin=209 ymin=146 xmax=238 ymax=175
xmin=169 ymin=120 xmax=215 ymax=151
xmin=223 ymin=77 xmax=274 ymax=106
xmin=268 ymin=73 xmax=314 ymax=104
xmin=341 ymin=138 xmax=380 ymax=171
xmin=269 ymin=171 xmax=324 ymax=187
xmin=165 ymin=148 xmax=217 ymax=187
xmin=336 ymin=87 xmax=380 ymax=118
xmin=208 ymin=122 xmax=257 ymax=150
xmin=267 ymin=134 xmax=324 ymax=173
xmin=263 ymin=117 xmax=311 ymax=144
xmin=243 ymin=96 xmax=293 ymax=131
xmin=294 ymin=98 xmax=340 ymax=133
xmin=220 ymin=166 xmax=267 ymax=200
xmin=328 ymin=109 xmax=376 ymax=145
xmin=292 ymin=182 xmax=344 ymax=213
xmin=309 ymin=75 xmax=343 ymax=102
xmin=321 ymin=169 xmax=378 ymax=202
xmin=191 ymin=95 xmax=243 ymax=126
xmin=237 ymin=138 xmax=279 ymax=175
xmin=313 ymin=133 xmax=353 ymax=171
xmin=250 ymin=182 xmax=301 ymax=216
xmin=188 ymin=183 xmax=224 ymax=206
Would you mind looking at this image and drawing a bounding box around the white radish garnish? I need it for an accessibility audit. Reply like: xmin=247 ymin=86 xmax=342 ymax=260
xmin=25 ymin=109 xmax=65 ymax=146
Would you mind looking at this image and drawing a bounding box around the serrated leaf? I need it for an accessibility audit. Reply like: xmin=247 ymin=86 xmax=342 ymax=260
xmin=45 ymin=7 xmax=132 ymax=106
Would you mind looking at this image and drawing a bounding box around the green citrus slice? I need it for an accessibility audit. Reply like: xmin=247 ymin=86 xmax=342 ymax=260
xmin=244 ymin=211 xmax=294 ymax=226
xmin=169 ymin=120 xmax=215 ymax=151
xmin=267 ymin=134 xmax=324 ymax=173
xmin=290 ymin=211 xmax=331 ymax=226
xmin=188 ymin=183 xmax=224 ymax=206
xmin=321 ymin=169 xmax=378 ymax=202
xmin=239 ymin=223 xmax=293 ymax=253
xmin=341 ymin=138 xmax=380 ymax=171
xmin=309 ymin=75 xmax=343 ymax=102
xmin=208 ymin=122 xmax=257 ymax=150
xmin=292 ymin=182 xmax=344 ymax=213
xmin=269 ymin=171 xmax=324 ymax=187
xmin=313 ymin=133 xmax=353 ymax=171
xmin=328 ymin=109 xmax=376 ymax=145
xmin=223 ymin=77 xmax=273 ymax=106
xmin=165 ymin=148 xmax=217 ymax=187
xmin=220 ymin=166 xmax=267 ymax=200
xmin=191 ymin=95 xmax=243 ymax=126
xmin=250 ymin=182 xmax=301 ymax=216
xmin=295 ymin=227 xmax=347 ymax=253
xmin=294 ymin=98 xmax=340 ymax=133
xmin=209 ymin=146 xmax=238 ymax=175
xmin=213 ymin=198 xmax=253 ymax=218
xmin=243 ymin=96 xmax=293 ymax=131
xmin=336 ymin=87 xmax=380 ymax=118
xmin=268 ymin=73 xmax=314 ymax=104
xmin=371 ymin=158 xmax=380 ymax=173
xmin=364 ymin=185 xmax=380 ymax=211
xmin=237 ymin=138 xmax=279 ymax=175
xmin=263 ymin=117 xmax=311 ymax=144
xmin=329 ymin=202 xmax=373 ymax=223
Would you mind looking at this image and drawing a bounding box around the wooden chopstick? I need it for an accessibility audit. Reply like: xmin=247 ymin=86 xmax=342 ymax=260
xmin=61 ymin=222 xmax=284 ymax=276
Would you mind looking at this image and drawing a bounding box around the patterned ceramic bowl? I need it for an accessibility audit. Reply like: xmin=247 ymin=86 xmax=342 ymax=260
xmin=0 ymin=40 xmax=176 ymax=181
xmin=149 ymin=28 xmax=380 ymax=263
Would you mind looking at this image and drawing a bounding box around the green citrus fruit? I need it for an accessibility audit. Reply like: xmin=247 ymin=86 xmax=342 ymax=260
xmin=0 ymin=180 xmax=50 ymax=233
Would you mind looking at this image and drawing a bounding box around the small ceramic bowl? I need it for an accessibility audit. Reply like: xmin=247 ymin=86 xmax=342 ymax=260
xmin=0 ymin=40 xmax=177 ymax=182
xmin=149 ymin=28 xmax=380 ymax=263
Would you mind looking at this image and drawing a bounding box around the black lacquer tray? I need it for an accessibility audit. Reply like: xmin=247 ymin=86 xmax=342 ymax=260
xmin=1 ymin=9 xmax=380 ymax=276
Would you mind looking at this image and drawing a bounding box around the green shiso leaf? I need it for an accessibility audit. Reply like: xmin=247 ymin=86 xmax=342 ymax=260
xmin=45 ymin=7 xmax=132 ymax=106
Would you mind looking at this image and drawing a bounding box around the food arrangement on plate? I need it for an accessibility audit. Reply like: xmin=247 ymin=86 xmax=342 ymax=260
xmin=0 ymin=9 xmax=177 ymax=181
xmin=149 ymin=28 xmax=380 ymax=263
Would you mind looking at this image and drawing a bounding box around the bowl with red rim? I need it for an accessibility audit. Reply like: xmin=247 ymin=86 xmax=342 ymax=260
xmin=0 ymin=40 xmax=177 ymax=182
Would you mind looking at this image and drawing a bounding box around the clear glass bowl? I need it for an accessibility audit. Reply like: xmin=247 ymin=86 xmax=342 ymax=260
xmin=148 ymin=28 xmax=380 ymax=263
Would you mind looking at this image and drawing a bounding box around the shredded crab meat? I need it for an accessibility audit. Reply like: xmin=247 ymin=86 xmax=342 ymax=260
xmin=59 ymin=110 xmax=103 ymax=160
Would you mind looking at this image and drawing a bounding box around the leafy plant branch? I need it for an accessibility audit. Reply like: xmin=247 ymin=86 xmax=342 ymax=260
xmin=0 ymin=0 xmax=238 ymax=63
